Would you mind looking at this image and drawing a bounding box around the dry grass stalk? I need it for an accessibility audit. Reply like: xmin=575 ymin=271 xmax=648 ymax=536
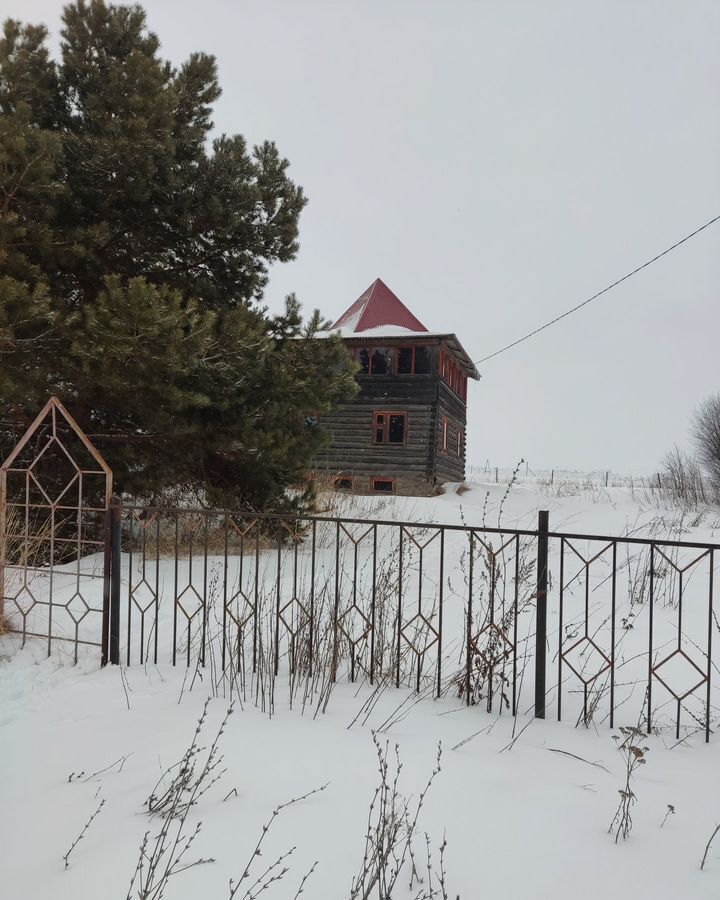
xmin=608 ymin=724 xmax=649 ymax=843
xmin=227 ymin=783 xmax=327 ymax=899
xmin=701 ymin=822 xmax=720 ymax=871
xmin=0 ymin=505 xmax=58 ymax=635
xmin=63 ymin=798 xmax=106 ymax=869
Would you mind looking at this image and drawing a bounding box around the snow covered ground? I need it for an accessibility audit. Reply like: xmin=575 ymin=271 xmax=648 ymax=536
xmin=1 ymin=481 xmax=720 ymax=899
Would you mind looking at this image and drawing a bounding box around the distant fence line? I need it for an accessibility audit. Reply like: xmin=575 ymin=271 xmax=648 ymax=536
xmin=465 ymin=463 xmax=662 ymax=489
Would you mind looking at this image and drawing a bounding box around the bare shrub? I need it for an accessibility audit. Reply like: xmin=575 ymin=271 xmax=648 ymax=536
xmin=126 ymin=700 xmax=231 ymax=899
xmin=146 ymin=698 xmax=232 ymax=817
xmin=452 ymin=531 xmax=536 ymax=712
xmin=692 ymin=394 xmax=720 ymax=491
xmin=349 ymin=734 xmax=453 ymax=899
xmin=227 ymin=784 xmax=326 ymax=898
xmin=661 ymin=446 xmax=708 ymax=508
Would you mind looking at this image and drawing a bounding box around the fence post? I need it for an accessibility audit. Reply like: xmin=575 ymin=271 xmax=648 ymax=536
xmin=605 ymin=471 xmax=609 ymax=487
xmin=534 ymin=510 xmax=549 ymax=719
xmin=101 ymin=506 xmax=112 ymax=666
xmin=109 ymin=502 xmax=122 ymax=665
xmin=0 ymin=468 xmax=6 ymax=626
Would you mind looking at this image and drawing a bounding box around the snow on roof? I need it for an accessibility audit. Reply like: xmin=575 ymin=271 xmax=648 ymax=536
xmin=332 ymin=278 xmax=428 ymax=333
xmin=316 ymin=324 xmax=421 ymax=339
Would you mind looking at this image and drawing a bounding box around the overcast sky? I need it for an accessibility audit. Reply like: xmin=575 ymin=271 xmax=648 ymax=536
xmin=13 ymin=0 xmax=720 ymax=473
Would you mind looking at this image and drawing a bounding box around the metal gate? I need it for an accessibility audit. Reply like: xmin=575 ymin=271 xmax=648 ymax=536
xmin=0 ymin=397 xmax=113 ymax=662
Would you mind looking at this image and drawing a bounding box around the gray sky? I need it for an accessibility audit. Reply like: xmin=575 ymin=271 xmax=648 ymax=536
xmin=12 ymin=0 xmax=720 ymax=473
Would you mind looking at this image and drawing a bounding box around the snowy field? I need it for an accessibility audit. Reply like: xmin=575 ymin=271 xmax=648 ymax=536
xmin=1 ymin=481 xmax=720 ymax=899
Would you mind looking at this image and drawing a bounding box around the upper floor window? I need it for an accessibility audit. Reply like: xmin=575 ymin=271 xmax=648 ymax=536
xmin=355 ymin=345 xmax=433 ymax=376
xmin=358 ymin=348 xmax=392 ymax=375
xmin=397 ymin=346 xmax=432 ymax=375
xmin=440 ymin=349 xmax=468 ymax=401
xmin=373 ymin=411 xmax=407 ymax=445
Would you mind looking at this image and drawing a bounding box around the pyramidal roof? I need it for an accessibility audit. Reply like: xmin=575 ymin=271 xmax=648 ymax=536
xmin=332 ymin=278 xmax=428 ymax=334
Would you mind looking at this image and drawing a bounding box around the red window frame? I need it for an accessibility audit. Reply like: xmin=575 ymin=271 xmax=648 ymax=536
xmin=332 ymin=474 xmax=354 ymax=492
xmin=355 ymin=347 xmax=393 ymax=375
xmin=371 ymin=476 xmax=396 ymax=494
xmin=441 ymin=345 xmax=468 ymax=402
xmin=372 ymin=411 xmax=408 ymax=446
xmin=441 ymin=417 xmax=449 ymax=452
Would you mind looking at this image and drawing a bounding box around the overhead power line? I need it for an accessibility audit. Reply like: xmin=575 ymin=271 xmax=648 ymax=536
xmin=475 ymin=213 xmax=720 ymax=365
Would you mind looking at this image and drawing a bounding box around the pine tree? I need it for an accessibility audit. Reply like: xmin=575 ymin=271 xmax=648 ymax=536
xmin=0 ymin=1 xmax=356 ymax=510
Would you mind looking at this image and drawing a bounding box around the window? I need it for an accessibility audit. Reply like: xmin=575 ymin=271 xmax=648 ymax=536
xmin=371 ymin=348 xmax=391 ymax=374
xmin=442 ymin=418 xmax=449 ymax=452
xmin=356 ymin=347 xmax=392 ymax=375
xmin=374 ymin=413 xmax=385 ymax=444
xmin=372 ymin=411 xmax=407 ymax=445
xmin=457 ymin=427 xmax=464 ymax=456
xmin=333 ymin=476 xmax=354 ymax=492
xmin=441 ymin=347 xmax=468 ymax=401
xmin=371 ymin=477 xmax=396 ymax=494
xmin=414 ymin=346 xmax=431 ymax=374
xmin=389 ymin=415 xmax=405 ymax=444
xmin=397 ymin=347 xmax=414 ymax=374
xmin=397 ymin=345 xmax=432 ymax=375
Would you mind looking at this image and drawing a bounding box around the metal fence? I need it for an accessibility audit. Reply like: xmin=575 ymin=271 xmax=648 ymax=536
xmin=3 ymin=402 xmax=716 ymax=740
xmin=102 ymin=504 xmax=718 ymax=742
xmin=466 ymin=462 xmax=659 ymax=489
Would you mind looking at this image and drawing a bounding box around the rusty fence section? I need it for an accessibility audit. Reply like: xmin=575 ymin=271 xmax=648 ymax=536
xmin=0 ymin=398 xmax=112 ymax=663
xmin=108 ymin=505 xmax=719 ymax=742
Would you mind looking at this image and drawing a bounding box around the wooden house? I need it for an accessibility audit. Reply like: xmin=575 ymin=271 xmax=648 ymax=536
xmin=313 ymin=278 xmax=480 ymax=495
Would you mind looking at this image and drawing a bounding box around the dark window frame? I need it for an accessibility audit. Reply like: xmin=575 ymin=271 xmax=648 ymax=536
xmin=371 ymin=476 xmax=396 ymax=494
xmin=372 ymin=410 xmax=408 ymax=446
xmin=396 ymin=345 xmax=432 ymax=375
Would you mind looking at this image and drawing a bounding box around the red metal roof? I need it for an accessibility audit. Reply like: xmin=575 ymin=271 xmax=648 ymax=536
xmin=332 ymin=278 xmax=428 ymax=333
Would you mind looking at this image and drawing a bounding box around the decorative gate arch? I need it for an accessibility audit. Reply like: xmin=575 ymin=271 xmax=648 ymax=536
xmin=0 ymin=397 xmax=113 ymax=662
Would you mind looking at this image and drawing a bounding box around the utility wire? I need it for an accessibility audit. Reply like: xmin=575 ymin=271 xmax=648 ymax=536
xmin=475 ymin=213 xmax=720 ymax=365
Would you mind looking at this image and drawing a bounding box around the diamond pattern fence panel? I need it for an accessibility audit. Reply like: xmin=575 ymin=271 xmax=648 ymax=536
xmin=112 ymin=506 xmax=719 ymax=742
xmin=0 ymin=398 xmax=112 ymax=663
